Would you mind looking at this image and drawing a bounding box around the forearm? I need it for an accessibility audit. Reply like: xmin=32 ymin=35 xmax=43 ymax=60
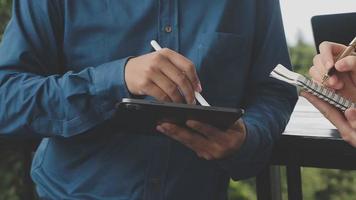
xmin=0 ymin=57 xmax=131 ymax=138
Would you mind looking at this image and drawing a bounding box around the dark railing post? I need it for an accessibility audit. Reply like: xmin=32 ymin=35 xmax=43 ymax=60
xmin=21 ymin=142 xmax=36 ymax=200
xmin=286 ymin=165 xmax=303 ymax=200
xmin=256 ymin=165 xmax=282 ymax=200
xmin=270 ymin=166 xmax=282 ymax=200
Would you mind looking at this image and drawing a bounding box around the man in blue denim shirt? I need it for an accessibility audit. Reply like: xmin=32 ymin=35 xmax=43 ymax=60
xmin=0 ymin=0 xmax=297 ymax=199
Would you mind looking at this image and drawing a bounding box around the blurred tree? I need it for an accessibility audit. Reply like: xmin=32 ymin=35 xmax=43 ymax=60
xmin=0 ymin=0 xmax=12 ymax=39
xmin=314 ymin=169 xmax=356 ymax=200
xmin=228 ymin=179 xmax=256 ymax=200
xmin=0 ymin=1 xmax=25 ymax=200
xmin=289 ymin=31 xmax=316 ymax=76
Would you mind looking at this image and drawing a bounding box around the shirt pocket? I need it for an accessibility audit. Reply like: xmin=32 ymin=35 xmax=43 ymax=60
xmin=197 ymin=32 xmax=252 ymax=107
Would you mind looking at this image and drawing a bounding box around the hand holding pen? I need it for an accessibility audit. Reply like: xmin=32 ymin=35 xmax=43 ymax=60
xmin=321 ymin=36 xmax=356 ymax=84
xmin=304 ymin=38 xmax=356 ymax=147
xmin=150 ymin=40 xmax=210 ymax=106
xmin=309 ymin=39 xmax=356 ymax=102
xmin=124 ymin=40 xmax=203 ymax=105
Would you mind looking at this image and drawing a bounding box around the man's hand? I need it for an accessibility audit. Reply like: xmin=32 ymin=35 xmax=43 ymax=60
xmin=125 ymin=48 xmax=202 ymax=104
xmin=301 ymin=91 xmax=356 ymax=147
xmin=156 ymin=119 xmax=246 ymax=160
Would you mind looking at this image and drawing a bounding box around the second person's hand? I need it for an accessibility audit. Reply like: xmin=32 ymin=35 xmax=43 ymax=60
xmin=124 ymin=48 xmax=202 ymax=104
xmin=309 ymin=41 xmax=356 ymax=102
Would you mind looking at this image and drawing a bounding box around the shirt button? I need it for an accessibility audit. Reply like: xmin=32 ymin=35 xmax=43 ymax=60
xmin=164 ymin=25 xmax=172 ymax=33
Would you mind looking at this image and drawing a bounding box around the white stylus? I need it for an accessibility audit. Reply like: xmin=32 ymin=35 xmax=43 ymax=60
xmin=150 ymin=40 xmax=210 ymax=106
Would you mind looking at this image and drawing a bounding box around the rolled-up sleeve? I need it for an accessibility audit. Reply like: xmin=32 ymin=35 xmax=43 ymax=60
xmin=0 ymin=0 xmax=131 ymax=138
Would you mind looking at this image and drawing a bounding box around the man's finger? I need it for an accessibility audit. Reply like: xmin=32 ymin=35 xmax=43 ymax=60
xmin=159 ymin=63 xmax=196 ymax=104
xmin=156 ymin=123 xmax=211 ymax=153
xmin=142 ymin=82 xmax=172 ymax=102
xmin=335 ymin=56 xmax=356 ymax=72
xmin=319 ymin=42 xmax=336 ymax=71
xmin=186 ymin=120 xmax=222 ymax=139
xmin=336 ymin=56 xmax=356 ymax=88
xmin=229 ymin=119 xmax=246 ymax=133
xmin=319 ymin=42 xmax=346 ymax=70
xmin=160 ymin=48 xmax=201 ymax=92
xmin=313 ymin=54 xmax=327 ymax=74
xmin=150 ymin=71 xmax=184 ymax=103
xmin=309 ymin=66 xmax=323 ymax=84
xmin=310 ymin=54 xmax=340 ymax=89
xmin=309 ymin=65 xmax=342 ymax=89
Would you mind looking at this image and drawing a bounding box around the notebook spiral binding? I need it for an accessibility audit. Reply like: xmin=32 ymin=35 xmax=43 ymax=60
xmin=270 ymin=64 xmax=355 ymax=112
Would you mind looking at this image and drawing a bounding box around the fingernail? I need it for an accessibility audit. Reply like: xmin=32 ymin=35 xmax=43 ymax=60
xmin=196 ymin=83 xmax=202 ymax=92
xmin=156 ymin=125 xmax=165 ymax=133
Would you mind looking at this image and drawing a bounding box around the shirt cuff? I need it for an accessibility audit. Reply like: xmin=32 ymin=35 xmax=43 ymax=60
xmin=92 ymin=56 xmax=132 ymax=100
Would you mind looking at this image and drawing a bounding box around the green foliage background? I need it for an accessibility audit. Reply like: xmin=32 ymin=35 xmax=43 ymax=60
xmin=0 ymin=0 xmax=356 ymax=199
xmin=1 ymin=1 xmax=28 ymax=199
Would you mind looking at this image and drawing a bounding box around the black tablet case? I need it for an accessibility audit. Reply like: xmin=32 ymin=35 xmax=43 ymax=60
xmin=114 ymin=99 xmax=243 ymax=134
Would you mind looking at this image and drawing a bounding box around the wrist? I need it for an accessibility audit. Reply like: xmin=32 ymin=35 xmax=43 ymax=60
xmin=124 ymin=57 xmax=146 ymax=99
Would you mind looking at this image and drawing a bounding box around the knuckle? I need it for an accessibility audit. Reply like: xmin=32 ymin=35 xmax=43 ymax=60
xmin=319 ymin=41 xmax=329 ymax=50
xmin=144 ymin=66 xmax=156 ymax=76
xmin=138 ymin=79 xmax=150 ymax=88
xmin=161 ymin=48 xmax=171 ymax=55
xmin=177 ymin=72 xmax=187 ymax=84
xmin=167 ymin=85 xmax=178 ymax=95
xmin=313 ymin=55 xmax=320 ymax=65
xmin=151 ymin=52 xmax=163 ymax=63
xmin=308 ymin=67 xmax=314 ymax=76
xmin=185 ymin=62 xmax=195 ymax=72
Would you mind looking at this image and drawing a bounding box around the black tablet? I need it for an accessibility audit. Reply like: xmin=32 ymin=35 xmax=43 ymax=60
xmin=311 ymin=12 xmax=356 ymax=53
xmin=114 ymin=98 xmax=244 ymax=133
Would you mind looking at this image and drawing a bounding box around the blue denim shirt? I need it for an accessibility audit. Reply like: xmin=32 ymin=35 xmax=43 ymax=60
xmin=0 ymin=0 xmax=297 ymax=199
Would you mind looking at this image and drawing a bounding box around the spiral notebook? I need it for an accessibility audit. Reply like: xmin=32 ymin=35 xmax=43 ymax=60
xmin=270 ymin=64 xmax=355 ymax=112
